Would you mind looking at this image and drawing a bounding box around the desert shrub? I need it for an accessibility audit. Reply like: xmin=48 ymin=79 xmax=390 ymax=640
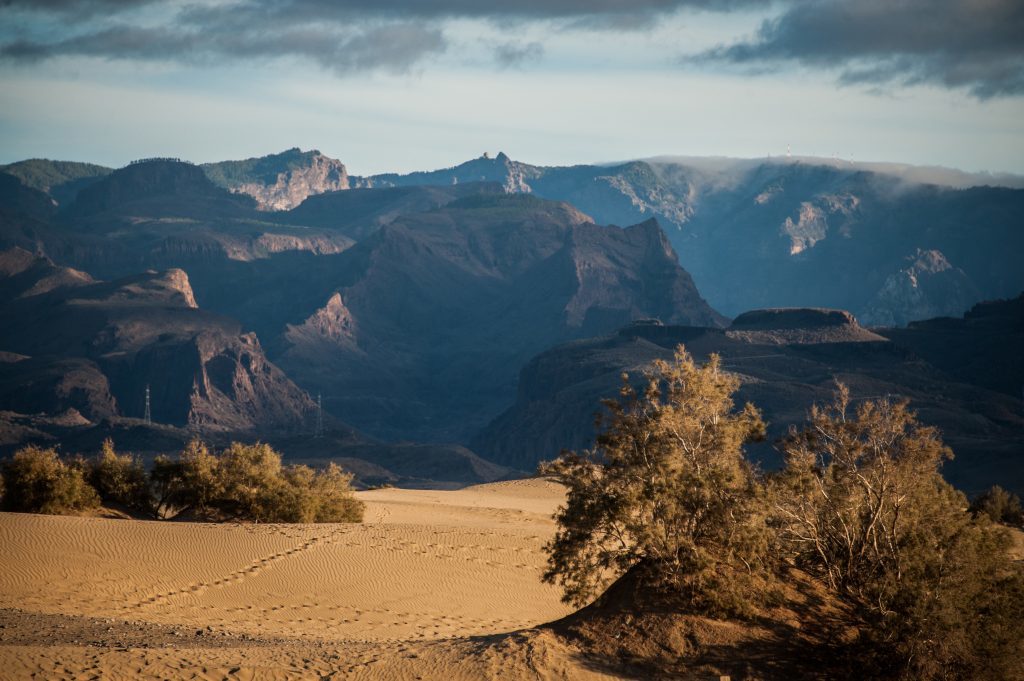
xmin=171 ymin=439 xmax=222 ymax=518
xmin=308 ymin=463 xmax=364 ymax=522
xmin=541 ymin=346 xmax=770 ymax=616
xmin=86 ymin=439 xmax=153 ymax=514
xmin=149 ymin=454 xmax=183 ymax=519
xmin=969 ymin=484 xmax=1023 ymax=525
xmin=152 ymin=440 xmax=363 ymax=523
xmin=774 ymin=385 xmax=1024 ymax=680
xmin=215 ymin=441 xmax=287 ymax=521
xmin=0 ymin=445 xmax=99 ymax=514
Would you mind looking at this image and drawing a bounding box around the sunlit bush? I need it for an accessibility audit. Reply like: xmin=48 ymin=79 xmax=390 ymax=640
xmin=0 ymin=445 xmax=99 ymax=515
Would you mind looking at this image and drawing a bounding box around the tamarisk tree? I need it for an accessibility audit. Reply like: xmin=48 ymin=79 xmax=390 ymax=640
xmin=541 ymin=346 xmax=770 ymax=616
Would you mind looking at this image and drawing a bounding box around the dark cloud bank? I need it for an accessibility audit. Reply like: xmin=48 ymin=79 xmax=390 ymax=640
xmin=697 ymin=0 xmax=1024 ymax=99
xmin=1 ymin=0 xmax=1021 ymax=97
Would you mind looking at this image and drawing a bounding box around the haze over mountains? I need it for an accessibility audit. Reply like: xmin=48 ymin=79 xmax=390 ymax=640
xmin=0 ymin=148 xmax=1021 ymax=493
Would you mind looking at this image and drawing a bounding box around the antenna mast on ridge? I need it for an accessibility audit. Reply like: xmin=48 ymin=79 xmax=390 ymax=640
xmin=144 ymin=384 xmax=152 ymax=424
xmin=315 ymin=392 xmax=324 ymax=438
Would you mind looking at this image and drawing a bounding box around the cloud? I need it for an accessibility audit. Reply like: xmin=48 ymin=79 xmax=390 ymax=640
xmin=694 ymin=0 xmax=1024 ymax=99
xmin=493 ymin=41 xmax=543 ymax=69
xmin=0 ymin=15 xmax=448 ymax=75
xmin=1 ymin=0 xmax=755 ymax=74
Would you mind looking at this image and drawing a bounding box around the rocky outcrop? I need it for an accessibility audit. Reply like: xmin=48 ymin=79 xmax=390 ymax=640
xmin=202 ymin=148 xmax=350 ymax=211
xmin=858 ymin=249 xmax=982 ymax=327
xmin=0 ymin=251 xmax=314 ymax=433
xmin=0 ymin=357 xmax=118 ymax=423
xmin=282 ymin=292 xmax=359 ymax=355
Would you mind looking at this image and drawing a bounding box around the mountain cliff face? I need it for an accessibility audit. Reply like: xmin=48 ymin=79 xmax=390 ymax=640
xmin=0 ymin=249 xmax=314 ymax=432
xmin=365 ymin=155 xmax=1024 ymax=325
xmin=4 ymin=160 xmax=355 ymax=282
xmin=472 ymin=308 xmax=1024 ymax=496
xmin=203 ymin=148 xmax=351 ymax=211
xmin=275 ymin=194 xmax=723 ymax=442
xmin=858 ymin=249 xmax=982 ymax=327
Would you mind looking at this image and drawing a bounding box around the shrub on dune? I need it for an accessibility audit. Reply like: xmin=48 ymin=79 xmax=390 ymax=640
xmin=774 ymin=386 xmax=1024 ymax=680
xmin=541 ymin=346 xmax=771 ymax=616
xmin=0 ymin=445 xmax=99 ymax=515
xmin=154 ymin=440 xmax=363 ymax=523
xmin=86 ymin=438 xmax=153 ymax=515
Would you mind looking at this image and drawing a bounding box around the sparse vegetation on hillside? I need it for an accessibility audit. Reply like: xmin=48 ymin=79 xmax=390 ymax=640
xmin=541 ymin=347 xmax=771 ymax=616
xmin=0 ymin=158 xmax=111 ymax=194
xmin=201 ymin=148 xmax=321 ymax=187
xmin=544 ymin=347 xmax=1024 ymax=680
xmin=0 ymin=440 xmax=363 ymax=523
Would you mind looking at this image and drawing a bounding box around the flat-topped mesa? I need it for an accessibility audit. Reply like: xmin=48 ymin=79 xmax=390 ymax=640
xmin=728 ymin=308 xmax=885 ymax=344
xmin=731 ymin=308 xmax=859 ymax=330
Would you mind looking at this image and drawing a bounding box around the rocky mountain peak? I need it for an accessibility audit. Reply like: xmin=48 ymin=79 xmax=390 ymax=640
xmin=858 ymin=249 xmax=981 ymax=327
xmin=201 ymin=148 xmax=350 ymax=211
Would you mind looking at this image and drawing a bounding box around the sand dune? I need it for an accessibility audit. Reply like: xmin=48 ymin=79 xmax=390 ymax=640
xmin=0 ymin=479 xmax=621 ymax=679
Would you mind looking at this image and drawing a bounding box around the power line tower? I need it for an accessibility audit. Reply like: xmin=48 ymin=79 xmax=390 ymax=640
xmin=144 ymin=384 xmax=152 ymax=424
xmin=315 ymin=392 xmax=324 ymax=438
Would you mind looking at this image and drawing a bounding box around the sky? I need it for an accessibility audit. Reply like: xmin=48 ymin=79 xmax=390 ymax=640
xmin=0 ymin=0 xmax=1022 ymax=176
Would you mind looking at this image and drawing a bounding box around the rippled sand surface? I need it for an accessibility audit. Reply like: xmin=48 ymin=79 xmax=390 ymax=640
xmin=0 ymin=479 xmax=620 ymax=680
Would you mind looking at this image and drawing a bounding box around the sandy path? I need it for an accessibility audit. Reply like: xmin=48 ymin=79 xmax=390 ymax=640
xmin=0 ymin=479 xmax=619 ymax=679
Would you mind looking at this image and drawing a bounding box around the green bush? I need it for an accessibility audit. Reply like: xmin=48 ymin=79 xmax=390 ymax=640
xmin=154 ymin=440 xmax=363 ymax=523
xmin=169 ymin=439 xmax=223 ymax=518
xmin=774 ymin=385 xmax=1024 ymax=680
xmin=309 ymin=463 xmax=364 ymax=522
xmin=541 ymin=346 xmax=770 ymax=616
xmin=0 ymin=445 xmax=99 ymax=514
xmin=87 ymin=439 xmax=152 ymax=515
xmin=970 ymin=485 xmax=1024 ymax=525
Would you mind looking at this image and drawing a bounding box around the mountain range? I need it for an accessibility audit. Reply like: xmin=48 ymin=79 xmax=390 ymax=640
xmin=0 ymin=149 xmax=1020 ymax=492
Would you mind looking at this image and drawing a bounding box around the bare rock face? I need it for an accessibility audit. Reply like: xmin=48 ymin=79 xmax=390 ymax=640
xmin=276 ymin=194 xmax=724 ymax=442
xmin=104 ymin=268 xmax=198 ymax=309
xmin=0 ymin=357 xmax=118 ymax=423
xmin=0 ymin=250 xmax=314 ymax=434
xmin=858 ymin=249 xmax=982 ymax=327
xmin=202 ymin=149 xmax=350 ymax=211
xmin=185 ymin=332 xmax=315 ymax=432
xmin=283 ymin=292 xmax=359 ymax=355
